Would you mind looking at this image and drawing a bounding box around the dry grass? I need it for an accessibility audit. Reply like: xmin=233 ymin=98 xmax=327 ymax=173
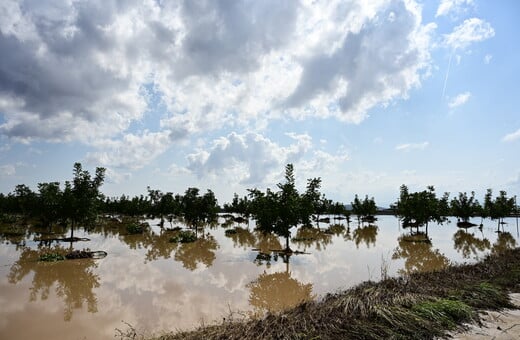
xmin=118 ymin=248 xmax=520 ymax=340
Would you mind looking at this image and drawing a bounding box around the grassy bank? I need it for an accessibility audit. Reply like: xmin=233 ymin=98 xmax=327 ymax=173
xmin=124 ymin=248 xmax=520 ymax=340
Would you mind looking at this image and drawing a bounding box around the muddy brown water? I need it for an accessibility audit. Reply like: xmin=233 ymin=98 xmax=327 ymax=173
xmin=0 ymin=216 xmax=518 ymax=339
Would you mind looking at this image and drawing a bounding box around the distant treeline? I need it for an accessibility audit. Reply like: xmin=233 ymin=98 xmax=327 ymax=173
xmin=0 ymin=163 xmax=518 ymax=239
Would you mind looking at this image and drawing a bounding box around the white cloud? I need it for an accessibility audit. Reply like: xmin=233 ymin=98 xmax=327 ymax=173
xmin=0 ymin=0 xmax=436 ymax=149
xmin=0 ymin=164 xmax=15 ymax=176
xmin=86 ymin=130 xmax=171 ymax=170
xmin=436 ymin=0 xmax=474 ymax=18
xmin=282 ymin=0 xmax=435 ymax=123
xmin=186 ymin=132 xmax=312 ymax=185
xmin=185 ymin=131 xmax=347 ymax=186
xmin=448 ymin=91 xmax=471 ymax=108
xmin=444 ymin=18 xmax=495 ymax=50
xmin=484 ymin=54 xmax=492 ymax=64
xmin=395 ymin=142 xmax=429 ymax=151
xmin=502 ymin=128 xmax=520 ymax=142
xmin=104 ymin=168 xmax=132 ymax=184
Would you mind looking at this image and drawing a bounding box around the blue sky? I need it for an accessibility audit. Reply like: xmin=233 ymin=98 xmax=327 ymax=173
xmin=0 ymin=0 xmax=519 ymax=206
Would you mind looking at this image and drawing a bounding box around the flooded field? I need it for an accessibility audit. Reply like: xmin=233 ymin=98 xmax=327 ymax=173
xmin=0 ymin=215 xmax=518 ymax=339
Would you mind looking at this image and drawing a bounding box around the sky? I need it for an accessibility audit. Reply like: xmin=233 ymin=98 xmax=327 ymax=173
xmin=0 ymin=0 xmax=519 ymax=207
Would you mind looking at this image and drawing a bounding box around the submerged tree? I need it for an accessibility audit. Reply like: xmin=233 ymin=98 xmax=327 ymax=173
xmin=62 ymin=163 xmax=105 ymax=239
xmin=393 ymin=185 xmax=449 ymax=233
xmin=180 ymin=187 xmax=219 ymax=230
xmin=483 ymin=189 xmax=515 ymax=230
xmin=450 ymin=191 xmax=481 ymax=226
xmin=36 ymin=182 xmax=63 ymax=229
xmin=248 ymin=164 xmax=321 ymax=252
xmin=351 ymin=194 xmax=377 ymax=223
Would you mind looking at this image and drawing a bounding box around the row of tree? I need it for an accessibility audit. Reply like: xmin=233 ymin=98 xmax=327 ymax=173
xmin=393 ymin=185 xmax=517 ymax=230
xmin=0 ymin=163 xmax=518 ymax=237
xmin=0 ymin=163 xmax=105 ymax=235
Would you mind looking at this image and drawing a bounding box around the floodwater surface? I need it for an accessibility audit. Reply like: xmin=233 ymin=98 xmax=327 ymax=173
xmin=0 ymin=216 xmax=518 ymax=339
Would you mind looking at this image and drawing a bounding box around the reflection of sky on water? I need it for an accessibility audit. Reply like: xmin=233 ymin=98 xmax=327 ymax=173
xmin=0 ymin=216 xmax=519 ymax=339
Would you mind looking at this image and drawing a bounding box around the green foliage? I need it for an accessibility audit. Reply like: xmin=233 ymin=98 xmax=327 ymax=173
xmin=394 ymin=185 xmax=449 ymax=228
xmin=351 ymin=194 xmax=377 ymax=219
xmin=484 ymin=189 xmax=515 ymax=222
xmin=39 ymin=252 xmax=66 ymax=262
xmin=223 ymin=193 xmax=250 ymax=217
xmin=181 ymin=188 xmax=219 ymax=227
xmin=412 ymin=299 xmax=473 ymax=329
xmin=247 ymin=164 xmax=321 ymax=243
xmin=169 ymin=230 xmax=197 ymax=243
xmin=146 ymin=188 xmax=181 ymax=224
xmin=126 ymin=223 xmax=146 ymax=234
xmin=57 ymin=163 xmax=106 ymax=233
xmin=13 ymin=184 xmax=37 ymax=222
xmin=36 ymin=182 xmax=62 ymax=228
xmin=450 ymin=192 xmax=481 ymax=222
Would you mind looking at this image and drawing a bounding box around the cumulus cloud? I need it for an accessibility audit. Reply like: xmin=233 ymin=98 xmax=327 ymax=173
xmin=0 ymin=1 xmax=436 ymax=142
xmin=448 ymin=91 xmax=471 ymax=108
xmin=0 ymin=0 xmax=152 ymax=143
xmin=282 ymin=0 xmax=434 ymax=123
xmin=444 ymin=18 xmax=495 ymax=50
xmin=186 ymin=132 xmax=310 ymax=184
xmin=86 ymin=130 xmax=171 ymax=170
xmin=395 ymin=142 xmax=429 ymax=151
xmin=436 ymin=0 xmax=474 ymax=18
xmin=502 ymin=128 xmax=520 ymax=142
xmin=185 ymin=132 xmax=346 ymax=185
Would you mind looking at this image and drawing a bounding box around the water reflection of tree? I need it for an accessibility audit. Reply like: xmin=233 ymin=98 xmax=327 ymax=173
xmin=0 ymin=225 xmax=27 ymax=248
xmin=144 ymin=230 xmax=179 ymax=262
xmin=254 ymin=231 xmax=283 ymax=254
xmin=118 ymin=229 xmax=155 ymax=250
xmin=352 ymin=225 xmax=378 ymax=249
xmin=225 ymin=227 xmax=257 ymax=250
xmin=174 ymin=234 xmax=219 ymax=270
xmin=247 ymin=256 xmax=314 ymax=315
xmin=491 ymin=232 xmax=517 ymax=255
xmin=7 ymin=246 xmax=99 ymax=321
xmin=392 ymin=234 xmax=450 ymax=275
xmin=291 ymin=226 xmax=332 ymax=252
xmin=453 ymin=229 xmax=491 ymax=259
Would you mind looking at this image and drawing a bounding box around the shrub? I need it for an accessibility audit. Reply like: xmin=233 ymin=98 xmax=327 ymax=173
xmin=126 ymin=223 xmax=146 ymax=234
xmin=39 ymin=252 xmax=66 ymax=262
xmin=170 ymin=230 xmax=197 ymax=243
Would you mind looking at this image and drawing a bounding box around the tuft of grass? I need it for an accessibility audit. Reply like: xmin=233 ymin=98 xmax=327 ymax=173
xmin=412 ymin=299 xmax=474 ymax=329
xmin=169 ymin=230 xmax=197 ymax=243
xmin=39 ymin=252 xmax=66 ymax=262
xmin=456 ymin=282 xmax=512 ymax=310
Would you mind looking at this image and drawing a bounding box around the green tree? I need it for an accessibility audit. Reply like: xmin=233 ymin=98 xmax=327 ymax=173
xmin=450 ymin=191 xmax=481 ymax=225
xmin=13 ymin=184 xmax=37 ymax=224
xmin=180 ymin=188 xmax=219 ymax=230
xmin=275 ymin=164 xmax=302 ymax=250
xmin=36 ymin=182 xmax=63 ymax=229
xmin=62 ymin=163 xmax=106 ymax=239
xmin=301 ymin=177 xmax=323 ymax=226
xmin=484 ymin=189 xmax=515 ymax=229
xmin=393 ymin=185 xmax=448 ymax=233
xmin=351 ymin=194 xmax=377 ymax=223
